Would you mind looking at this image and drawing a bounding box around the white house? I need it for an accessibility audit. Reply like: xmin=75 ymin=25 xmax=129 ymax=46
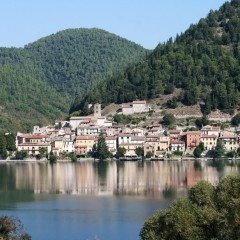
xmin=201 ymin=125 xmax=220 ymax=137
xmin=170 ymin=140 xmax=185 ymax=152
xmin=106 ymin=136 xmax=117 ymax=154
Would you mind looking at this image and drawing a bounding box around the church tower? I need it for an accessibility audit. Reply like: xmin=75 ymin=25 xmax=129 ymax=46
xmin=94 ymin=103 xmax=101 ymax=117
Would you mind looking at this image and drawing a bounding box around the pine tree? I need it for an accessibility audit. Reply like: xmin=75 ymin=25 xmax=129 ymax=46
xmin=96 ymin=132 xmax=111 ymax=160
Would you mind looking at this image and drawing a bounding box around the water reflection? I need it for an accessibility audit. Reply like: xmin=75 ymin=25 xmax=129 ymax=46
xmin=0 ymin=160 xmax=239 ymax=198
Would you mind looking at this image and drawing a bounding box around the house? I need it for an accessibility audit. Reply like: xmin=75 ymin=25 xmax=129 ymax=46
xmin=200 ymin=135 xmax=218 ymax=151
xmin=16 ymin=133 xmax=48 ymax=146
xmin=201 ymin=125 xmax=220 ymax=137
xmin=121 ymin=100 xmax=150 ymax=115
xmin=147 ymin=124 xmax=163 ymax=135
xmin=77 ymin=125 xmax=100 ymax=136
xmin=144 ymin=136 xmax=158 ymax=156
xmin=158 ymin=135 xmax=170 ymax=153
xmin=122 ymin=104 xmax=134 ymax=115
xmin=75 ymin=135 xmax=96 ymax=155
xmin=106 ymin=136 xmax=117 ymax=155
xmin=117 ymin=134 xmax=145 ymax=156
xmin=144 ymin=135 xmax=170 ymax=157
xmin=185 ymin=131 xmax=201 ymax=150
xmin=219 ymin=135 xmax=239 ymax=152
xmin=170 ymin=140 xmax=185 ymax=152
xmin=17 ymin=142 xmax=51 ymax=156
xmin=63 ymin=139 xmax=75 ymax=153
xmin=51 ymin=137 xmax=64 ymax=155
xmin=117 ymin=133 xmax=132 ymax=145
xmin=169 ymin=130 xmax=182 ymax=140
xmin=70 ymin=116 xmax=93 ymax=130
xmin=132 ymin=101 xmax=149 ymax=113
xmin=33 ymin=126 xmax=47 ymax=134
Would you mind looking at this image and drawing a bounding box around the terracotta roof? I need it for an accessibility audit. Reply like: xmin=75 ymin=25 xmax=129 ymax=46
xmin=106 ymin=136 xmax=117 ymax=140
xmin=19 ymin=134 xmax=48 ymax=139
xmin=18 ymin=143 xmax=50 ymax=146
xmin=186 ymin=131 xmax=201 ymax=135
xmin=219 ymin=135 xmax=238 ymax=139
xmin=171 ymin=140 xmax=185 ymax=144
xmin=118 ymin=133 xmax=132 ymax=137
xmin=75 ymin=136 xmax=96 ymax=140
xmin=131 ymin=136 xmax=145 ymax=141
xmin=201 ymin=134 xmax=218 ymax=138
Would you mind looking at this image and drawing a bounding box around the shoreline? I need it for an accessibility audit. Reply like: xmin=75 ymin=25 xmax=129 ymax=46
xmin=0 ymin=157 xmax=239 ymax=164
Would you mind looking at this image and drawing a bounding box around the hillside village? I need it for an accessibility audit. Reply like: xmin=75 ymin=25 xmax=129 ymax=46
xmin=14 ymin=101 xmax=240 ymax=161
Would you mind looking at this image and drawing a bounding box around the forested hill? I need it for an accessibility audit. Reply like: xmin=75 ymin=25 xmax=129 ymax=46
xmin=0 ymin=28 xmax=147 ymax=131
xmin=71 ymin=0 xmax=240 ymax=116
xmin=24 ymin=28 xmax=147 ymax=95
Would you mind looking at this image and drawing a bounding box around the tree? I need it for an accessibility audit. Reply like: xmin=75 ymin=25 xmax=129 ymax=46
xmin=135 ymin=147 xmax=144 ymax=157
xmin=146 ymin=152 xmax=154 ymax=159
xmin=5 ymin=134 xmax=16 ymax=152
xmin=193 ymin=142 xmax=204 ymax=158
xmin=0 ymin=216 xmax=31 ymax=240
xmin=162 ymin=114 xmax=175 ymax=127
xmin=0 ymin=133 xmax=7 ymax=159
xmin=116 ymin=147 xmax=126 ymax=158
xmin=212 ymin=139 xmax=225 ymax=158
xmin=36 ymin=147 xmax=48 ymax=160
xmin=195 ymin=117 xmax=210 ymax=129
xmin=140 ymin=175 xmax=240 ymax=240
xmin=49 ymin=152 xmax=57 ymax=164
xmin=166 ymin=97 xmax=178 ymax=109
xmin=193 ymin=147 xmax=202 ymax=158
xmin=96 ymin=132 xmax=111 ymax=160
xmin=15 ymin=151 xmax=28 ymax=160
xmin=68 ymin=152 xmax=78 ymax=162
xmin=231 ymin=113 xmax=240 ymax=126
xmin=164 ymin=83 xmax=175 ymax=95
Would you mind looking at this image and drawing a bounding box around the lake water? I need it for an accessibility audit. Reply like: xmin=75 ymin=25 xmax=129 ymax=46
xmin=0 ymin=160 xmax=239 ymax=240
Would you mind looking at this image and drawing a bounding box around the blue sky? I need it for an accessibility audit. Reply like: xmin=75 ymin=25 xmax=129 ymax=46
xmin=0 ymin=0 xmax=227 ymax=49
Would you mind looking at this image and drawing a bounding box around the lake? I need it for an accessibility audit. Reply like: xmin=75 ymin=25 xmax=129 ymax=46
xmin=0 ymin=160 xmax=239 ymax=240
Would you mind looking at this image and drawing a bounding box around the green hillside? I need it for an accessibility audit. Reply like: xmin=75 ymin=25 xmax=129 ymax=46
xmin=0 ymin=28 xmax=147 ymax=131
xmin=25 ymin=28 xmax=147 ymax=95
xmin=71 ymin=0 xmax=240 ymax=116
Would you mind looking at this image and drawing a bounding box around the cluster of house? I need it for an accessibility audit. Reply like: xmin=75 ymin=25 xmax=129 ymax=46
xmin=16 ymin=103 xmax=240 ymax=158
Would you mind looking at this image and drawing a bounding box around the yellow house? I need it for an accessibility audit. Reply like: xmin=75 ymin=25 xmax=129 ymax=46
xmin=75 ymin=136 xmax=96 ymax=155
xmin=200 ymin=135 xmax=218 ymax=151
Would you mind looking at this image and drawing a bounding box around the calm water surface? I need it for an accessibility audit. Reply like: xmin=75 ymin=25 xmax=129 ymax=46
xmin=0 ymin=160 xmax=239 ymax=240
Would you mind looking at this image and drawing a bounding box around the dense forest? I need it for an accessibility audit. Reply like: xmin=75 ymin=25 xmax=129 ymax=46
xmin=0 ymin=28 xmax=146 ymax=131
xmin=71 ymin=0 xmax=240 ymax=116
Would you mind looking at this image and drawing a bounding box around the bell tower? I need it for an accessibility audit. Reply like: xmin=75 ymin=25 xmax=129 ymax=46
xmin=94 ymin=103 xmax=101 ymax=117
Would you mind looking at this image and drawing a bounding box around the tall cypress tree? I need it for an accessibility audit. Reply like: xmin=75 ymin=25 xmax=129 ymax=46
xmin=96 ymin=132 xmax=111 ymax=160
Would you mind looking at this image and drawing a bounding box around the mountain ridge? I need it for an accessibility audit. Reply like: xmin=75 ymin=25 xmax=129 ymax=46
xmin=71 ymin=0 xmax=240 ymax=117
xmin=0 ymin=28 xmax=147 ymax=131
